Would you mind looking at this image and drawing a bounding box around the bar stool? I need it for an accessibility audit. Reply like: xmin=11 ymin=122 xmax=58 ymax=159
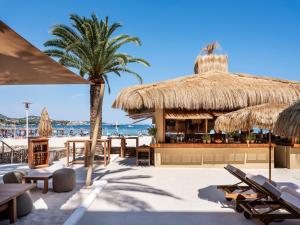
xmin=136 ymin=146 xmax=151 ymax=166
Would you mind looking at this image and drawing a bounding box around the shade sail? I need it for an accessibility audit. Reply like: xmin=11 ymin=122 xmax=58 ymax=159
xmin=214 ymin=103 xmax=290 ymax=132
xmin=0 ymin=21 xmax=90 ymax=85
xmin=273 ymin=101 xmax=300 ymax=137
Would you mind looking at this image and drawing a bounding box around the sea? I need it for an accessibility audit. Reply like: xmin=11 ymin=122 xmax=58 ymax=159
xmin=19 ymin=124 xmax=152 ymax=136
xmin=55 ymin=124 xmax=151 ymax=136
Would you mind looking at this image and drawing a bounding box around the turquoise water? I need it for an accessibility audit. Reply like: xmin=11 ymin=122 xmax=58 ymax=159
xmin=50 ymin=124 xmax=151 ymax=136
xmin=0 ymin=124 xmax=152 ymax=137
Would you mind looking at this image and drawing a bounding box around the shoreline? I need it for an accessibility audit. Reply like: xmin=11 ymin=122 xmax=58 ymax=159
xmin=1 ymin=135 xmax=152 ymax=148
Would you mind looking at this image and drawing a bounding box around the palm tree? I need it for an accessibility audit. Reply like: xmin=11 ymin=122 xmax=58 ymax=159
xmin=44 ymin=13 xmax=149 ymax=185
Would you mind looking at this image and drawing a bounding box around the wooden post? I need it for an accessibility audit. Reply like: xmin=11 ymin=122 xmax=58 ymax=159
xmin=72 ymin=142 xmax=76 ymax=162
xmin=9 ymin=197 xmax=17 ymax=223
xmin=205 ymin=119 xmax=208 ymax=133
xmin=121 ymin=138 xmax=125 ymax=158
xmin=104 ymin=141 xmax=107 ymax=166
xmin=108 ymin=140 xmax=111 ymax=164
xmin=291 ymin=136 xmax=295 ymax=146
xmin=66 ymin=142 xmax=69 ymax=166
xmin=268 ymin=130 xmax=272 ymax=181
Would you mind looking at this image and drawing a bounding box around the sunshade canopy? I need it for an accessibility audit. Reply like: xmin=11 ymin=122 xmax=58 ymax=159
xmin=0 ymin=21 xmax=90 ymax=85
xmin=273 ymin=101 xmax=300 ymax=137
xmin=214 ymin=103 xmax=290 ymax=132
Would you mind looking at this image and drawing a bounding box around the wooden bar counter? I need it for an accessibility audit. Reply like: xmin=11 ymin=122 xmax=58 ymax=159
xmin=151 ymin=143 xmax=275 ymax=168
xmin=275 ymin=144 xmax=300 ymax=169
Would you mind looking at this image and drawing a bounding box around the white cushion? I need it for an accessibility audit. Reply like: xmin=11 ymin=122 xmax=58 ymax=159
xmin=263 ymin=181 xmax=282 ymax=198
xmin=280 ymin=192 xmax=300 ymax=212
xmin=246 ymin=174 xmax=268 ymax=186
xmin=280 ymin=186 xmax=300 ymax=199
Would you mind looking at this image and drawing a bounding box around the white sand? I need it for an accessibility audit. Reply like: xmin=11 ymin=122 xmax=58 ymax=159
xmin=78 ymin=158 xmax=300 ymax=225
xmin=2 ymin=135 xmax=152 ymax=149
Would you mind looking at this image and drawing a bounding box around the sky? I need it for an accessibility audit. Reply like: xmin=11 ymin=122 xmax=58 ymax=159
xmin=0 ymin=0 xmax=299 ymax=124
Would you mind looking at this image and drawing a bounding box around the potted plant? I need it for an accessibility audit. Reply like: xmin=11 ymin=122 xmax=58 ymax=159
xmin=202 ymin=135 xmax=207 ymax=144
xmin=227 ymin=132 xmax=235 ymax=143
xmin=148 ymin=126 xmax=157 ymax=144
xmin=203 ymin=134 xmax=211 ymax=144
xmin=245 ymin=134 xmax=251 ymax=145
xmin=207 ymin=135 xmax=211 ymax=144
xmin=250 ymin=134 xmax=256 ymax=144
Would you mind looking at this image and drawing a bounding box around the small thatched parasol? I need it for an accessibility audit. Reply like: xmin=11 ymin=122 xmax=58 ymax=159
xmin=38 ymin=108 xmax=52 ymax=137
xmin=273 ymin=101 xmax=300 ymax=137
xmin=214 ymin=103 xmax=290 ymax=180
xmin=214 ymin=103 xmax=290 ymax=132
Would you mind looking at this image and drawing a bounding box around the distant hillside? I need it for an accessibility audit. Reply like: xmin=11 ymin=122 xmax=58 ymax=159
xmin=0 ymin=113 xmax=88 ymax=126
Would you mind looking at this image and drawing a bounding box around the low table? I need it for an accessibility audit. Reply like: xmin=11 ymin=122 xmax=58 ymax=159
xmin=23 ymin=173 xmax=53 ymax=194
xmin=0 ymin=183 xmax=35 ymax=223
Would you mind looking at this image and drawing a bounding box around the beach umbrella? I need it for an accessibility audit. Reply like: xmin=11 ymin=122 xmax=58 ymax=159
xmin=215 ymin=103 xmax=290 ymax=180
xmin=38 ymin=108 xmax=52 ymax=137
xmin=273 ymin=101 xmax=300 ymax=138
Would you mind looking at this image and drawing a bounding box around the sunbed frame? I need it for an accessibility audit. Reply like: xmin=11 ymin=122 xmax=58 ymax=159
xmin=217 ymin=165 xmax=263 ymax=201
xmin=236 ymin=181 xmax=300 ymax=225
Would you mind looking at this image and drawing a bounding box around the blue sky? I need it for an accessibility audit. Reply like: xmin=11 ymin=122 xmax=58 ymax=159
xmin=0 ymin=0 xmax=299 ymax=123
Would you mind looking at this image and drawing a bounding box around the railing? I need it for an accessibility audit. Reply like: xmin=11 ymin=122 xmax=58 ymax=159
xmin=1 ymin=140 xmax=16 ymax=163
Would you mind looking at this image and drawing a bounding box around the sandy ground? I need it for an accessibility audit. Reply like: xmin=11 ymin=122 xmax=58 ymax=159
xmin=78 ymin=158 xmax=300 ymax=225
xmin=2 ymin=135 xmax=152 ymax=148
xmin=1 ymin=157 xmax=300 ymax=225
xmin=0 ymin=158 xmax=115 ymax=225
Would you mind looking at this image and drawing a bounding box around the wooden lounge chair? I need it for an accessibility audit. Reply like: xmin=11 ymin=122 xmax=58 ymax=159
xmin=236 ymin=180 xmax=300 ymax=225
xmin=217 ymin=165 xmax=262 ymax=201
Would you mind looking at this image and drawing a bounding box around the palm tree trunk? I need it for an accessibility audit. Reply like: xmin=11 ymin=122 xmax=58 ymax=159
xmin=90 ymin=84 xmax=103 ymax=139
xmin=86 ymin=81 xmax=105 ymax=186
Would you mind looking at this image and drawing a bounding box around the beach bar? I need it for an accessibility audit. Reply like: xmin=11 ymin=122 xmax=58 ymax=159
xmin=113 ymin=49 xmax=300 ymax=167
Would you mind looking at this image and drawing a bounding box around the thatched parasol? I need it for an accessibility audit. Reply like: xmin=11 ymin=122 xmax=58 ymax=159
xmin=214 ymin=103 xmax=290 ymax=132
xmin=273 ymin=101 xmax=300 ymax=137
xmin=113 ymin=55 xmax=300 ymax=113
xmin=38 ymin=108 xmax=52 ymax=137
xmin=214 ymin=103 xmax=290 ymax=180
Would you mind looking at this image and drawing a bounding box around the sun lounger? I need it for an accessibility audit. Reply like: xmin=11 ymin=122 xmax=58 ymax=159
xmin=217 ymin=165 xmax=263 ymax=201
xmin=236 ymin=180 xmax=300 ymax=225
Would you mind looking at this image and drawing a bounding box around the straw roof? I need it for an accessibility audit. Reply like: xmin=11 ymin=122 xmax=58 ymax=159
xmin=165 ymin=110 xmax=213 ymax=120
xmin=0 ymin=20 xmax=89 ymax=85
xmin=38 ymin=108 xmax=52 ymax=137
xmin=214 ymin=103 xmax=290 ymax=132
xmin=113 ymin=69 xmax=300 ymax=113
xmin=273 ymin=101 xmax=300 ymax=137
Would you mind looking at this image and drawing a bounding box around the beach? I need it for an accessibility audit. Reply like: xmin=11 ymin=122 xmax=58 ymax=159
xmin=2 ymin=135 xmax=153 ymax=149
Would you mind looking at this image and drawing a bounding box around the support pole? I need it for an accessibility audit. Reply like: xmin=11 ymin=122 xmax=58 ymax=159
xmin=205 ymin=119 xmax=208 ymax=134
xmin=268 ymin=130 xmax=272 ymax=181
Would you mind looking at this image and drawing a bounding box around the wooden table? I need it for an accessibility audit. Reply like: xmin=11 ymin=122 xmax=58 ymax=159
xmin=0 ymin=183 xmax=35 ymax=223
xmin=109 ymin=136 xmax=139 ymax=158
xmin=23 ymin=173 xmax=53 ymax=194
xmin=65 ymin=139 xmax=111 ymax=167
xmin=136 ymin=146 xmax=151 ymax=166
xmin=108 ymin=137 xmax=126 ymax=157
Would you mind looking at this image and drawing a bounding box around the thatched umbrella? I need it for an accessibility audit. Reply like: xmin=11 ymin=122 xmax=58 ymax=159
xmin=214 ymin=103 xmax=290 ymax=132
xmin=38 ymin=108 xmax=52 ymax=137
xmin=215 ymin=103 xmax=290 ymax=180
xmin=273 ymin=101 xmax=300 ymax=138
